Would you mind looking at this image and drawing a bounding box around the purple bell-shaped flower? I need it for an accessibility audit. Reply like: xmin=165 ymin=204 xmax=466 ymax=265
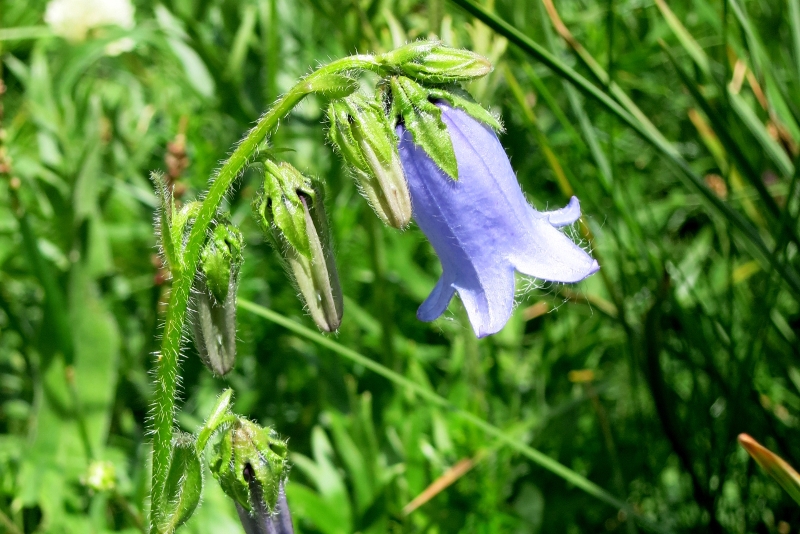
xmin=397 ymin=103 xmax=599 ymax=338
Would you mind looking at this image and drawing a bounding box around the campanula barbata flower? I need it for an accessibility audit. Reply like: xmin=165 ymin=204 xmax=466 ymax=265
xmin=397 ymin=103 xmax=599 ymax=338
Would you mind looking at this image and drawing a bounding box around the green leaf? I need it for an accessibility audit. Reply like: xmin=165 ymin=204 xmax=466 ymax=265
xmin=155 ymin=5 xmax=216 ymax=98
xmin=390 ymin=76 xmax=458 ymax=180
xmin=284 ymin=483 xmax=350 ymax=534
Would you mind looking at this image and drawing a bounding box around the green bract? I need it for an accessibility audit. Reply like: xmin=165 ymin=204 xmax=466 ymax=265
xmin=328 ymin=94 xmax=412 ymax=228
xmin=209 ymin=419 xmax=289 ymax=515
xmin=254 ymin=161 xmax=344 ymax=331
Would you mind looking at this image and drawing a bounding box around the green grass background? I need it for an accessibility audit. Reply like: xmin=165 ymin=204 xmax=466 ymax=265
xmin=1 ymin=0 xmax=800 ymax=532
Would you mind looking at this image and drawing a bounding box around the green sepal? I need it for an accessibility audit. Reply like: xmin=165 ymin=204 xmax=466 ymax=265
xmin=390 ymin=76 xmax=458 ymax=180
xmin=427 ymin=85 xmax=503 ymax=131
xmin=210 ymin=419 xmax=289 ymax=515
xmin=327 ymin=95 xmax=411 ymax=228
xmin=196 ymin=389 xmax=235 ymax=453
xmin=169 ymin=201 xmax=202 ymax=271
xmin=200 ymin=222 xmax=244 ymax=304
xmin=159 ymin=432 xmax=203 ymax=531
xmin=261 ymin=160 xmax=315 ymax=259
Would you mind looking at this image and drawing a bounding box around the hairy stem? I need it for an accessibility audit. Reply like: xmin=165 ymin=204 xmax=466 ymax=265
xmin=148 ymin=54 xmax=381 ymax=533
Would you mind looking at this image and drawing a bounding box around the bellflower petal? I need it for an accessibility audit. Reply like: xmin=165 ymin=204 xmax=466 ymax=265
xmin=398 ymin=103 xmax=599 ymax=338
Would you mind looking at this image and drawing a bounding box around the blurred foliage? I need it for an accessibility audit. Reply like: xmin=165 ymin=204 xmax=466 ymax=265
xmin=1 ymin=0 xmax=800 ymax=532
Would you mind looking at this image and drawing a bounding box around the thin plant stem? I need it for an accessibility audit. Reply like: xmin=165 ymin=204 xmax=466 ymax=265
xmin=148 ymin=54 xmax=384 ymax=533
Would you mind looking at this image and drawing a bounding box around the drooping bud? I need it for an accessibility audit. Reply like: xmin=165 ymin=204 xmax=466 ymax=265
xmin=190 ymin=222 xmax=244 ymax=376
xmin=253 ymin=161 xmax=343 ymax=332
xmin=209 ymin=418 xmax=289 ymax=517
xmin=327 ymin=95 xmax=411 ymax=228
xmin=378 ymin=40 xmax=492 ymax=83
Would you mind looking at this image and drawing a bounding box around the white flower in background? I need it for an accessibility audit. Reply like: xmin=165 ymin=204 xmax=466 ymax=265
xmin=44 ymin=0 xmax=135 ymax=54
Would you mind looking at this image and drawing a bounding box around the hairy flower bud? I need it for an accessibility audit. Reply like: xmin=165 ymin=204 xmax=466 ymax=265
xmin=328 ymin=95 xmax=411 ymax=228
xmin=378 ymin=40 xmax=492 ymax=83
xmin=190 ymin=222 xmax=244 ymax=376
xmin=254 ymin=161 xmax=343 ymax=331
xmin=210 ymin=419 xmax=289 ymax=516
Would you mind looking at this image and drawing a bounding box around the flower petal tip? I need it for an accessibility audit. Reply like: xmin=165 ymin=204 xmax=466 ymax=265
xmin=547 ymin=196 xmax=582 ymax=227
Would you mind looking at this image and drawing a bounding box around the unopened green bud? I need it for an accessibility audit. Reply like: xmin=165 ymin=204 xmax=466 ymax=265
xmin=210 ymin=419 xmax=289 ymax=515
xmin=191 ymin=222 xmax=244 ymax=376
xmin=254 ymin=161 xmax=343 ymax=332
xmin=201 ymin=223 xmax=244 ymax=303
xmin=328 ymin=95 xmax=411 ymax=228
xmin=379 ymin=40 xmax=492 ymax=83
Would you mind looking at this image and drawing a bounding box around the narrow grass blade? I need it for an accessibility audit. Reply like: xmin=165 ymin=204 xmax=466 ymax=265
xmin=790 ymin=0 xmax=800 ymax=81
xmin=539 ymin=0 xmax=673 ymax=154
xmin=651 ymin=5 xmax=793 ymax=207
xmin=504 ymin=66 xmax=573 ymax=197
xmin=0 ymin=26 xmax=52 ymax=41
xmin=661 ymin=44 xmax=800 ymax=250
xmin=738 ymin=434 xmax=800 ymax=505
xmin=238 ymin=299 xmax=672 ymax=533
xmin=520 ymin=63 xmax=586 ymax=153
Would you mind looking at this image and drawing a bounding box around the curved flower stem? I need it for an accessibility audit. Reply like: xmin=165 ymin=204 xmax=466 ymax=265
xmin=148 ymin=54 xmax=382 ymax=533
